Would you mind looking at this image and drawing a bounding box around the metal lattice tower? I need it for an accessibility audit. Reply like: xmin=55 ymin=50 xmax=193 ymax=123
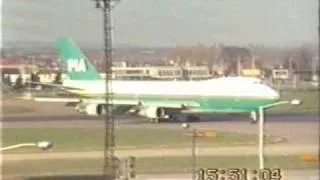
xmin=92 ymin=0 xmax=121 ymax=179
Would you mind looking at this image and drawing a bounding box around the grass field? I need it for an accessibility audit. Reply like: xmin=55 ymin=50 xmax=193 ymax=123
xmin=1 ymin=128 xmax=284 ymax=153
xmin=267 ymin=91 xmax=319 ymax=114
xmin=1 ymin=99 xmax=78 ymax=117
xmin=2 ymin=155 xmax=319 ymax=176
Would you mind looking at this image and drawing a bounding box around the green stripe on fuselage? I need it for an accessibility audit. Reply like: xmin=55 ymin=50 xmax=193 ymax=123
xmin=73 ymin=92 xmax=278 ymax=112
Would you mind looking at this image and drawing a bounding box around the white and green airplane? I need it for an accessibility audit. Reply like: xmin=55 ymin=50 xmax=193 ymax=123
xmin=32 ymin=38 xmax=280 ymax=123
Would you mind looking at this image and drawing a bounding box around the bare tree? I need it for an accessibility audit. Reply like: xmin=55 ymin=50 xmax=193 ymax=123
xmin=53 ymin=71 xmax=62 ymax=84
xmin=14 ymin=75 xmax=24 ymax=91
xmin=220 ymin=46 xmax=251 ymax=75
xmin=296 ymin=46 xmax=313 ymax=71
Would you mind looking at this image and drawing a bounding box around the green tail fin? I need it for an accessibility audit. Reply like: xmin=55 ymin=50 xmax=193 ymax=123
xmin=57 ymin=38 xmax=103 ymax=81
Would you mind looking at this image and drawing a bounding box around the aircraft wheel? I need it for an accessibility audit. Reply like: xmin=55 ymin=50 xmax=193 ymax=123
xmin=250 ymin=119 xmax=257 ymax=124
xmin=149 ymin=118 xmax=161 ymax=123
xmin=193 ymin=116 xmax=201 ymax=122
xmin=154 ymin=118 xmax=160 ymax=123
xmin=187 ymin=115 xmax=200 ymax=122
xmin=169 ymin=114 xmax=178 ymax=122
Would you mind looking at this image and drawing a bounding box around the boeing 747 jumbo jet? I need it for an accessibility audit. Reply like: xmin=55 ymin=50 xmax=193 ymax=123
xmin=30 ymin=38 xmax=280 ymax=124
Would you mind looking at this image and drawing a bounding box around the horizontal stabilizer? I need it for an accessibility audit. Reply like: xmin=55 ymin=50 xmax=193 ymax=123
xmin=33 ymin=97 xmax=82 ymax=103
xmin=26 ymin=81 xmax=85 ymax=91
xmin=30 ymin=96 xmax=200 ymax=110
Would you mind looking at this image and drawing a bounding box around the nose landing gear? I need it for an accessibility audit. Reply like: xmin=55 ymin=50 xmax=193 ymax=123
xmin=250 ymin=111 xmax=257 ymax=124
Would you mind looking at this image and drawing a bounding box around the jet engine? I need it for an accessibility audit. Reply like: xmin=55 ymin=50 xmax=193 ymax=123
xmin=75 ymin=104 xmax=106 ymax=116
xmin=137 ymin=107 xmax=169 ymax=122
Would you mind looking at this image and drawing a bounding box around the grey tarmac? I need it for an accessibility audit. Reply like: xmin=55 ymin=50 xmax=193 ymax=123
xmin=2 ymin=144 xmax=318 ymax=162
xmin=2 ymin=114 xmax=319 ymax=145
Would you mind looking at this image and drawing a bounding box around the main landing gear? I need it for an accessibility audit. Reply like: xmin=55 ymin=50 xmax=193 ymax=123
xmin=149 ymin=118 xmax=161 ymax=123
xmin=148 ymin=115 xmax=201 ymax=124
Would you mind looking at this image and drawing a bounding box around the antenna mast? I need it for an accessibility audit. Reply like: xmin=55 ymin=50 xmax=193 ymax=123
xmin=92 ymin=0 xmax=121 ymax=179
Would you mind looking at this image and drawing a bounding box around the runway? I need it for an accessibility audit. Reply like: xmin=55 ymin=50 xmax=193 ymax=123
xmin=2 ymin=114 xmax=319 ymax=144
xmin=2 ymin=113 xmax=318 ymax=122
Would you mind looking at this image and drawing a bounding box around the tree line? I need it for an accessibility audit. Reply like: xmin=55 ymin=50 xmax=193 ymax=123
xmin=166 ymin=43 xmax=318 ymax=74
xmin=2 ymin=72 xmax=62 ymax=91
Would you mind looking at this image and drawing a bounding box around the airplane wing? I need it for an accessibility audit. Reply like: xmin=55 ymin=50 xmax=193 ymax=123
xmin=29 ymin=97 xmax=140 ymax=105
xmin=30 ymin=96 xmax=201 ymax=109
xmin=25 ymin=82 xmax=201 ymax=109
xmin=31 ymin=97 xmax=82 ymax=103
xmin=26 ymin=81 xmax=84 ymax=91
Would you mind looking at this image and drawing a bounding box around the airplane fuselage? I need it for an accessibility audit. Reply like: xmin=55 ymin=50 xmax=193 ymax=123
xmin=62 ymin=77 xmax=280 ymax=113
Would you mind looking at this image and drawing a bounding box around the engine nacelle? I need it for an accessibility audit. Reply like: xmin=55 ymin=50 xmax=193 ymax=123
xmin=137 ymin=107 xmax=167 ymax=119
xmin=84 ymin=104 xmax=106 ymax=116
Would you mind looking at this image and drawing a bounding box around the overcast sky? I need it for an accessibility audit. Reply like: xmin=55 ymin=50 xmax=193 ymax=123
xmin=1 ymin=0 xmax=318 ymax=47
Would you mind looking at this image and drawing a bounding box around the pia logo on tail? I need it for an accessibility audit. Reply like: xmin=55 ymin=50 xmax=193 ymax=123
xmin=67 ymin=58 xmax=87 ymax=72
